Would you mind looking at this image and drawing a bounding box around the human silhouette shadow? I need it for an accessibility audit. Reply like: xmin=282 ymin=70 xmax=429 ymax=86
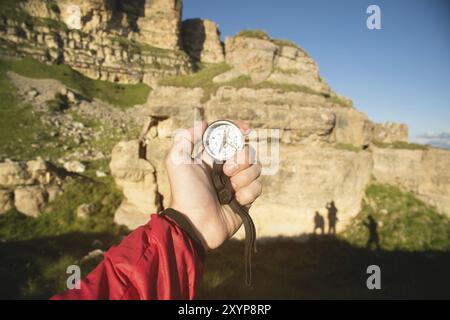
xmin=364 ymin=215 xmax=381 ymax=250
xmin=326 ymin=201 xmax=338 ymax=235
xmin=313 ymin=211 xmax=325 ymax=235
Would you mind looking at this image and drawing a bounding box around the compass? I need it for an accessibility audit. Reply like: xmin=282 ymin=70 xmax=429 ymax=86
xmin=202 ymin=120 xmax=256 ymax=287
xmin=202 ymin=120 xmax=244 ymax=162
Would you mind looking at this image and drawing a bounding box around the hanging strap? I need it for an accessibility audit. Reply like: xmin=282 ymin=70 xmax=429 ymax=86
xmin=211 ymin=162 xmax=256 ymax=286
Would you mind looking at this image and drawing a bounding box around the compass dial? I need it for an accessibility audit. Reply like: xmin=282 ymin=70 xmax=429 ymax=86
xmin=203 ymin=120 xmax=244 ymax=161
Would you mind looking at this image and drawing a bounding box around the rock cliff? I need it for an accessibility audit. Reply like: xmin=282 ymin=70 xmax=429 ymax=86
xmin=1 ymin=0 xmax=448 ymax=239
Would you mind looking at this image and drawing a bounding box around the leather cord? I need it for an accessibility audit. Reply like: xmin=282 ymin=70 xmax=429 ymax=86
xmin=212 ymin=162 xmax=256 ymax=286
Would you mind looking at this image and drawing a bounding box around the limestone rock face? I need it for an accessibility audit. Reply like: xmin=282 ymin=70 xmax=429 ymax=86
xmin=224 ymin=35 xmax=331 ymax=94
xmin=373 ymin=122 xmax=408 ymax=143
xmin=144 ymin=86 xmax=204 ymax=136
xmin=372 ymin=147 xmax=450 ymax=215
xmin=58 ymin=0 xmax=114 ymax=31
xmin=332 ymin=108 xmax=375 ymax=146
xmin=109 ymin=140 xmax=159 ymax=229
xmin=181 ymin=18 xmax=224 ymax=63
xmin=205 ymin=87 xmax=336 ymax=144
xmin=1 ymin=0 xmax=192 ymax=86
xmin=132 ymin=0 xmax=182 ymax=50
xmin=225 ymin=36 xmax=278 ymax=83
xmin=247 ymin=145 xmax=373 ymax=237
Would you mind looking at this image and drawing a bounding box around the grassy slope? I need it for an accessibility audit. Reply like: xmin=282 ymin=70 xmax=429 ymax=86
xmin=0 ymin=60 xmax=74 ymax=160
xmin=4 ymin=58 xmax=150 ymax=108
xmin=342 ymin=183 xmax=450 ymax=251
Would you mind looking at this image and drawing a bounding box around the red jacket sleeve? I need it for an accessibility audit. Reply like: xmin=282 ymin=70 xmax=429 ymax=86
xmin=51 ymin=212 xmax=205 ymax=300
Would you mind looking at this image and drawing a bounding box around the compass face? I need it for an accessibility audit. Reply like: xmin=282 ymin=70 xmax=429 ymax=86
xmin=203 ymin=120 xmax=244 ymax=161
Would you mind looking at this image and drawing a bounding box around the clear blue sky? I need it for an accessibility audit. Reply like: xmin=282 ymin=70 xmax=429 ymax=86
xmin=183 ymin=0 xmax=450 ymax=141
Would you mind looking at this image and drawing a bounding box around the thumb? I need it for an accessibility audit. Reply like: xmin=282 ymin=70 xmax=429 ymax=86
xmin=169 ymin=121 xmax=207 ymax=164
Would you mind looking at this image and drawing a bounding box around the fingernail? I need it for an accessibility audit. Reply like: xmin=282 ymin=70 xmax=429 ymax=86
xmin=225 ymin=162 xmax=237 ymax=174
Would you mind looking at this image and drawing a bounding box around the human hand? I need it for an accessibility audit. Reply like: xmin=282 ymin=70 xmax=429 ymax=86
xmin=165 ymin=121 xmax=262 ymax=250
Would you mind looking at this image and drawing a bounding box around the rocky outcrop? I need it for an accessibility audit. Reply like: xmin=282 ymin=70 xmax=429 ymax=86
xmin=0 ymin=159 xmax=65 ymax=216
xmin=372 ymin=147 xmax=450 ymax=215
xmin=223 ymin=35 xmax=331 ymax=94
xmin=109 ymin=140 xmax=159 ymax=229
xmin=332 ymin=108 xmax=375 ymax=146
xmin=373 ymin=122 xmax=408 ymax=143
xmin=1 ymin=1 xmax=191 ymax=86
xmin=21 ymin=0 xmax=182 ymax=49
xmin=181 ymin=18 xmax=224 ymax=64
xmin=132 ymin=0 xmax=182 ymax=50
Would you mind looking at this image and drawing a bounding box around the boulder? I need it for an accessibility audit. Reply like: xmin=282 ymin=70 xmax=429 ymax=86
xmin=0 ymin=161 xmax=31 ymax=188
xmin=110 ymin=140 xmax=159 ymax=229
xmin=64 ymin=160 xmax=86 ymax=173
xmin=14 ymin=186 xmax=46 ymax=217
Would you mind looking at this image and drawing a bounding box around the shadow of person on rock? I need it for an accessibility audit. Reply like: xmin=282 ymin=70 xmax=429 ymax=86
xmin=313 ymin=211 xmax=325 ymax=236
xmin=326 ymin=201 xmax=338 ymax=235
xmin=364 ymin=215 xmax=381 ymax=250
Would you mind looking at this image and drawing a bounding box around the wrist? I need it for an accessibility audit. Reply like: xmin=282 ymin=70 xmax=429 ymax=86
xmin=163 ymin=206 xmax=209 ymax=252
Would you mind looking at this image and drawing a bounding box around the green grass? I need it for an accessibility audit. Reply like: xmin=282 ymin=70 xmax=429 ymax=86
xmin=0 ymin=60 xmax=76 ymax=160
xmin=3 ymin=58 xmax=150 ymax=108
xmin=342 ymin=183 xmax=450 ymax=251
xmin=334 ymin=143 xmax=362 ymax=152
xmin=236 ymin=29 xmax=270 ymax=40
xmin=372 ymin=140 xmax=429 ymax=150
